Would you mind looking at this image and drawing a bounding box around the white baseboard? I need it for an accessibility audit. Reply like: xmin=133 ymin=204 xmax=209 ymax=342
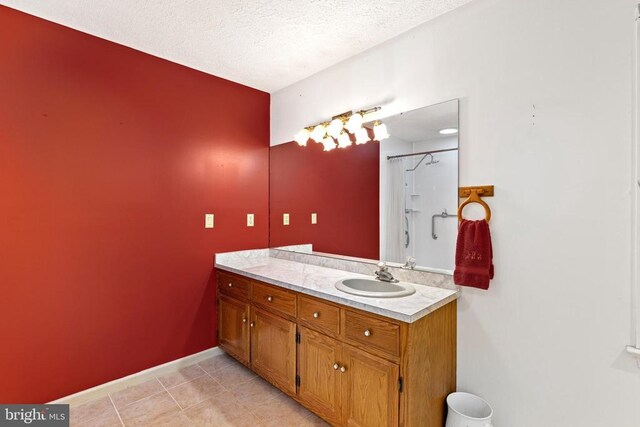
xmin=49 ymin=346 xmax=223 ymax=406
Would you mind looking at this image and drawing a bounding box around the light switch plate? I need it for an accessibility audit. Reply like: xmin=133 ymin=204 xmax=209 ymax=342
xmin=311 ymin=213 xmax=317 ymax=224
xmin=247 ymin=213 xmax=254 ymax=227
xmin=205 ymin=214 xmax=214 ymax=228
xmin=283 ymin=213 xmax=290 ymax=225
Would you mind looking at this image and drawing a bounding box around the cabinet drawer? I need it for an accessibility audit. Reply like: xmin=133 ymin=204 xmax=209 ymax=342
xmin=218 ymin=271 xmax=250 ymax=301
xmin=252 ymin=282 xmax=296 ymax=318
xmin=298 ymin=296 xmax=340 ymax=336
xmin=343 ymin=310 xmax=400 ymax=358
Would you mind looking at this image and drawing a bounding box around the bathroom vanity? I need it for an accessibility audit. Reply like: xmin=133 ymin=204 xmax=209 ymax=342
xmin=215 ymin=249 xmax=458 ymax=427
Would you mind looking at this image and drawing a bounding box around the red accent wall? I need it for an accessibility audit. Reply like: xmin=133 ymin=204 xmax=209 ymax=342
xmin=269 ymin=141 xmax=379 ymax=259
xmin=0 ymin=6 xmax=269 ymax=403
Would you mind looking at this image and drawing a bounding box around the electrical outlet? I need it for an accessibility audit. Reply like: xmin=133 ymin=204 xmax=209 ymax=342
xmin=247 ymin=213 xmax=254 ymax=227
xmin=283 ymin=213 xmax=290 ymax=225
xmin=311 ymin=213 xmax=317 ymax=224
xmin=205 ymin=214 xmax=214 ymax=228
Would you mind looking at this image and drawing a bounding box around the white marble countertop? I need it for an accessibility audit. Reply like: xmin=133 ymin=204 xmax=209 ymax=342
xmin=215 ymin=249 xmax=458 ymax=323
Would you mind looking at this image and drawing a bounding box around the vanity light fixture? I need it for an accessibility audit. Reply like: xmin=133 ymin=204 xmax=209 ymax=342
xmin=311 ymin=124 xmax=327 ymax=142
xmin=293 ymin=128 xmax=311 ymax=146
xmin=373 ymin=121 xmax=389 ymax=141
xmin=327 ymin=118 xmax=344 ymax=138
xmin=321 ymin=136 xmax=337 ymax=151
xmin=344 ymin=112 xmax=364 ymax=133
xmin=355 ymin=127 xmax=370 ymax=145
xmin=293 ymin=106 xmax=387 ymax=149
xmin=337 ymin=132 xmax=352 ymax=148
xmin=439 ymin=128 xmax=458 ymax=135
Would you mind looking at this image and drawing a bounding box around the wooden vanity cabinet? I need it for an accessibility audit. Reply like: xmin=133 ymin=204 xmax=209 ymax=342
xmin=217 ymin=294 xmax=250 ymax=365
xmin=298 ymin=326 xmax=342 ymax=425
xmin=341 ymin=344 xmax=399 ymax=427
xmin=218 ymin=271 xmax=251 ymax=301
xmin=217 ymin=270 xmax=456 ymax=427
xmin=250 ymin=306 xmax=297 ymax=395
xmin=298 ymin=326 xmax=399 ymax=427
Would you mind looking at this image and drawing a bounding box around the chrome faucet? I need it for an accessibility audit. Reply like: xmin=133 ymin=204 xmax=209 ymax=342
xmin=375 ymin=262 xmax=399 ymax=283
xmin=403 ymin=256 xmax=416 ymax=270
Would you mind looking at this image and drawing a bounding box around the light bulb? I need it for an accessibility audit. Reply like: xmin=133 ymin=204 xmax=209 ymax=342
xmin=310 ymin=124 xmax=327 ymax=142
xmin=373 ymin=122 xmax=389 ymax=140
xmin=345 ymin=113 xmax=363 ymax=133
xmin=293 ymin=128 xmax=310 ymax=146
xmin=355 ymin=127 xmax=370 ymax=145
xmin=327 ymin=119 xmax=344 ymax=139
xmin=337 ymin=132 xmax=352 ymax=148
xmin=322 ymin=137 xmax=337 ymax=151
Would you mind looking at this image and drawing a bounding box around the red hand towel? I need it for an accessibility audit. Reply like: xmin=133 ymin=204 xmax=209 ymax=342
xmin=453 ymin=219 xmax=494 ymax=290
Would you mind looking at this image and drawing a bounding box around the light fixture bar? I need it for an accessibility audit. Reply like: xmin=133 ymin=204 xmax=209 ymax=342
xmin=358 ymin=106 xmax=382 ymax=116
xmin=331 ymin=110 xmax=353 ymax=120
xmin=294 ymin=106 xmax=386 ymax=148
xmin=312 ymin=106 xmax=381 ymax=128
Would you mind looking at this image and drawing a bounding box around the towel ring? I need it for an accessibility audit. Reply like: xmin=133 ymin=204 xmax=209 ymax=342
xmin=458 ymin=189 xmax=492 ymax=223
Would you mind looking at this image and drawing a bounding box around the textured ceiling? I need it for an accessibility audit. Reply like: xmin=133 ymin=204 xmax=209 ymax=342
xmin=0 ymin=0 xmax=473 ymax=92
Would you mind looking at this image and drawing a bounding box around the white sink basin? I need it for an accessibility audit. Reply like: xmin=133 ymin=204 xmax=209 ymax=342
xmin=335 ymin=278 xmax=416 ymax=298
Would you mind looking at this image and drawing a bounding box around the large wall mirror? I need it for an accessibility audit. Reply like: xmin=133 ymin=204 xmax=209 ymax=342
xmin=269 ymin=99 xmax=459 ymax=273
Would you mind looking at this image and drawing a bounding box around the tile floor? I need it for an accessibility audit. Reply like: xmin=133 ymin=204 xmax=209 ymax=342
xmin=69 ymin=353 xmax=328 ymax=426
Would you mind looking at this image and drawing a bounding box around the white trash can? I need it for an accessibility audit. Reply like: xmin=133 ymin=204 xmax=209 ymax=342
xmin=445 ymin=392 xmax=494 ymax=427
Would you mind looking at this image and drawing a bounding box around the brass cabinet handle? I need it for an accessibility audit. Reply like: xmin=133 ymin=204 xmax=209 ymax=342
xmin=250 ymin=322 xmax=255 ymax=328
xmin=364 ymin=329 xmax=371 ymax=337
xmin=313 ymin=312 xmax=319 ymax=319
xmin=333 ymin=363 xmax=339 ymax=370
xmin=267 ymin=296 xmax=273 ymax=302
xmin=228 ymin=283 xmax=232 ymax=287
xmin=340 ymin=366 xmax=346 ymax=373
xmin=242 ymin=318 xmax=247 ymax=323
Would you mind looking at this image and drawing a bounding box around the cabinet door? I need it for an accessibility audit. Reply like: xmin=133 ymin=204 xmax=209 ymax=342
xmin=298 ymin=326 xmax=342 ymax=424
xmin=218 ymin=294 xmax=250 ymax=365
xmin=341 ymin=344 xmax=399 ymax=427
xmin=251 ymin=306 xmax=297 ymax=394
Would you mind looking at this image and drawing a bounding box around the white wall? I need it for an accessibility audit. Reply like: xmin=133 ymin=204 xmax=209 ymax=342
xmin=271 ymin=0 xmax=640 ymax=425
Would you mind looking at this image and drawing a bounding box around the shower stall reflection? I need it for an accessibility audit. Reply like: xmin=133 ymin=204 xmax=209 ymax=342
xmin=379 ymin=100 xmax=459 ymax=272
